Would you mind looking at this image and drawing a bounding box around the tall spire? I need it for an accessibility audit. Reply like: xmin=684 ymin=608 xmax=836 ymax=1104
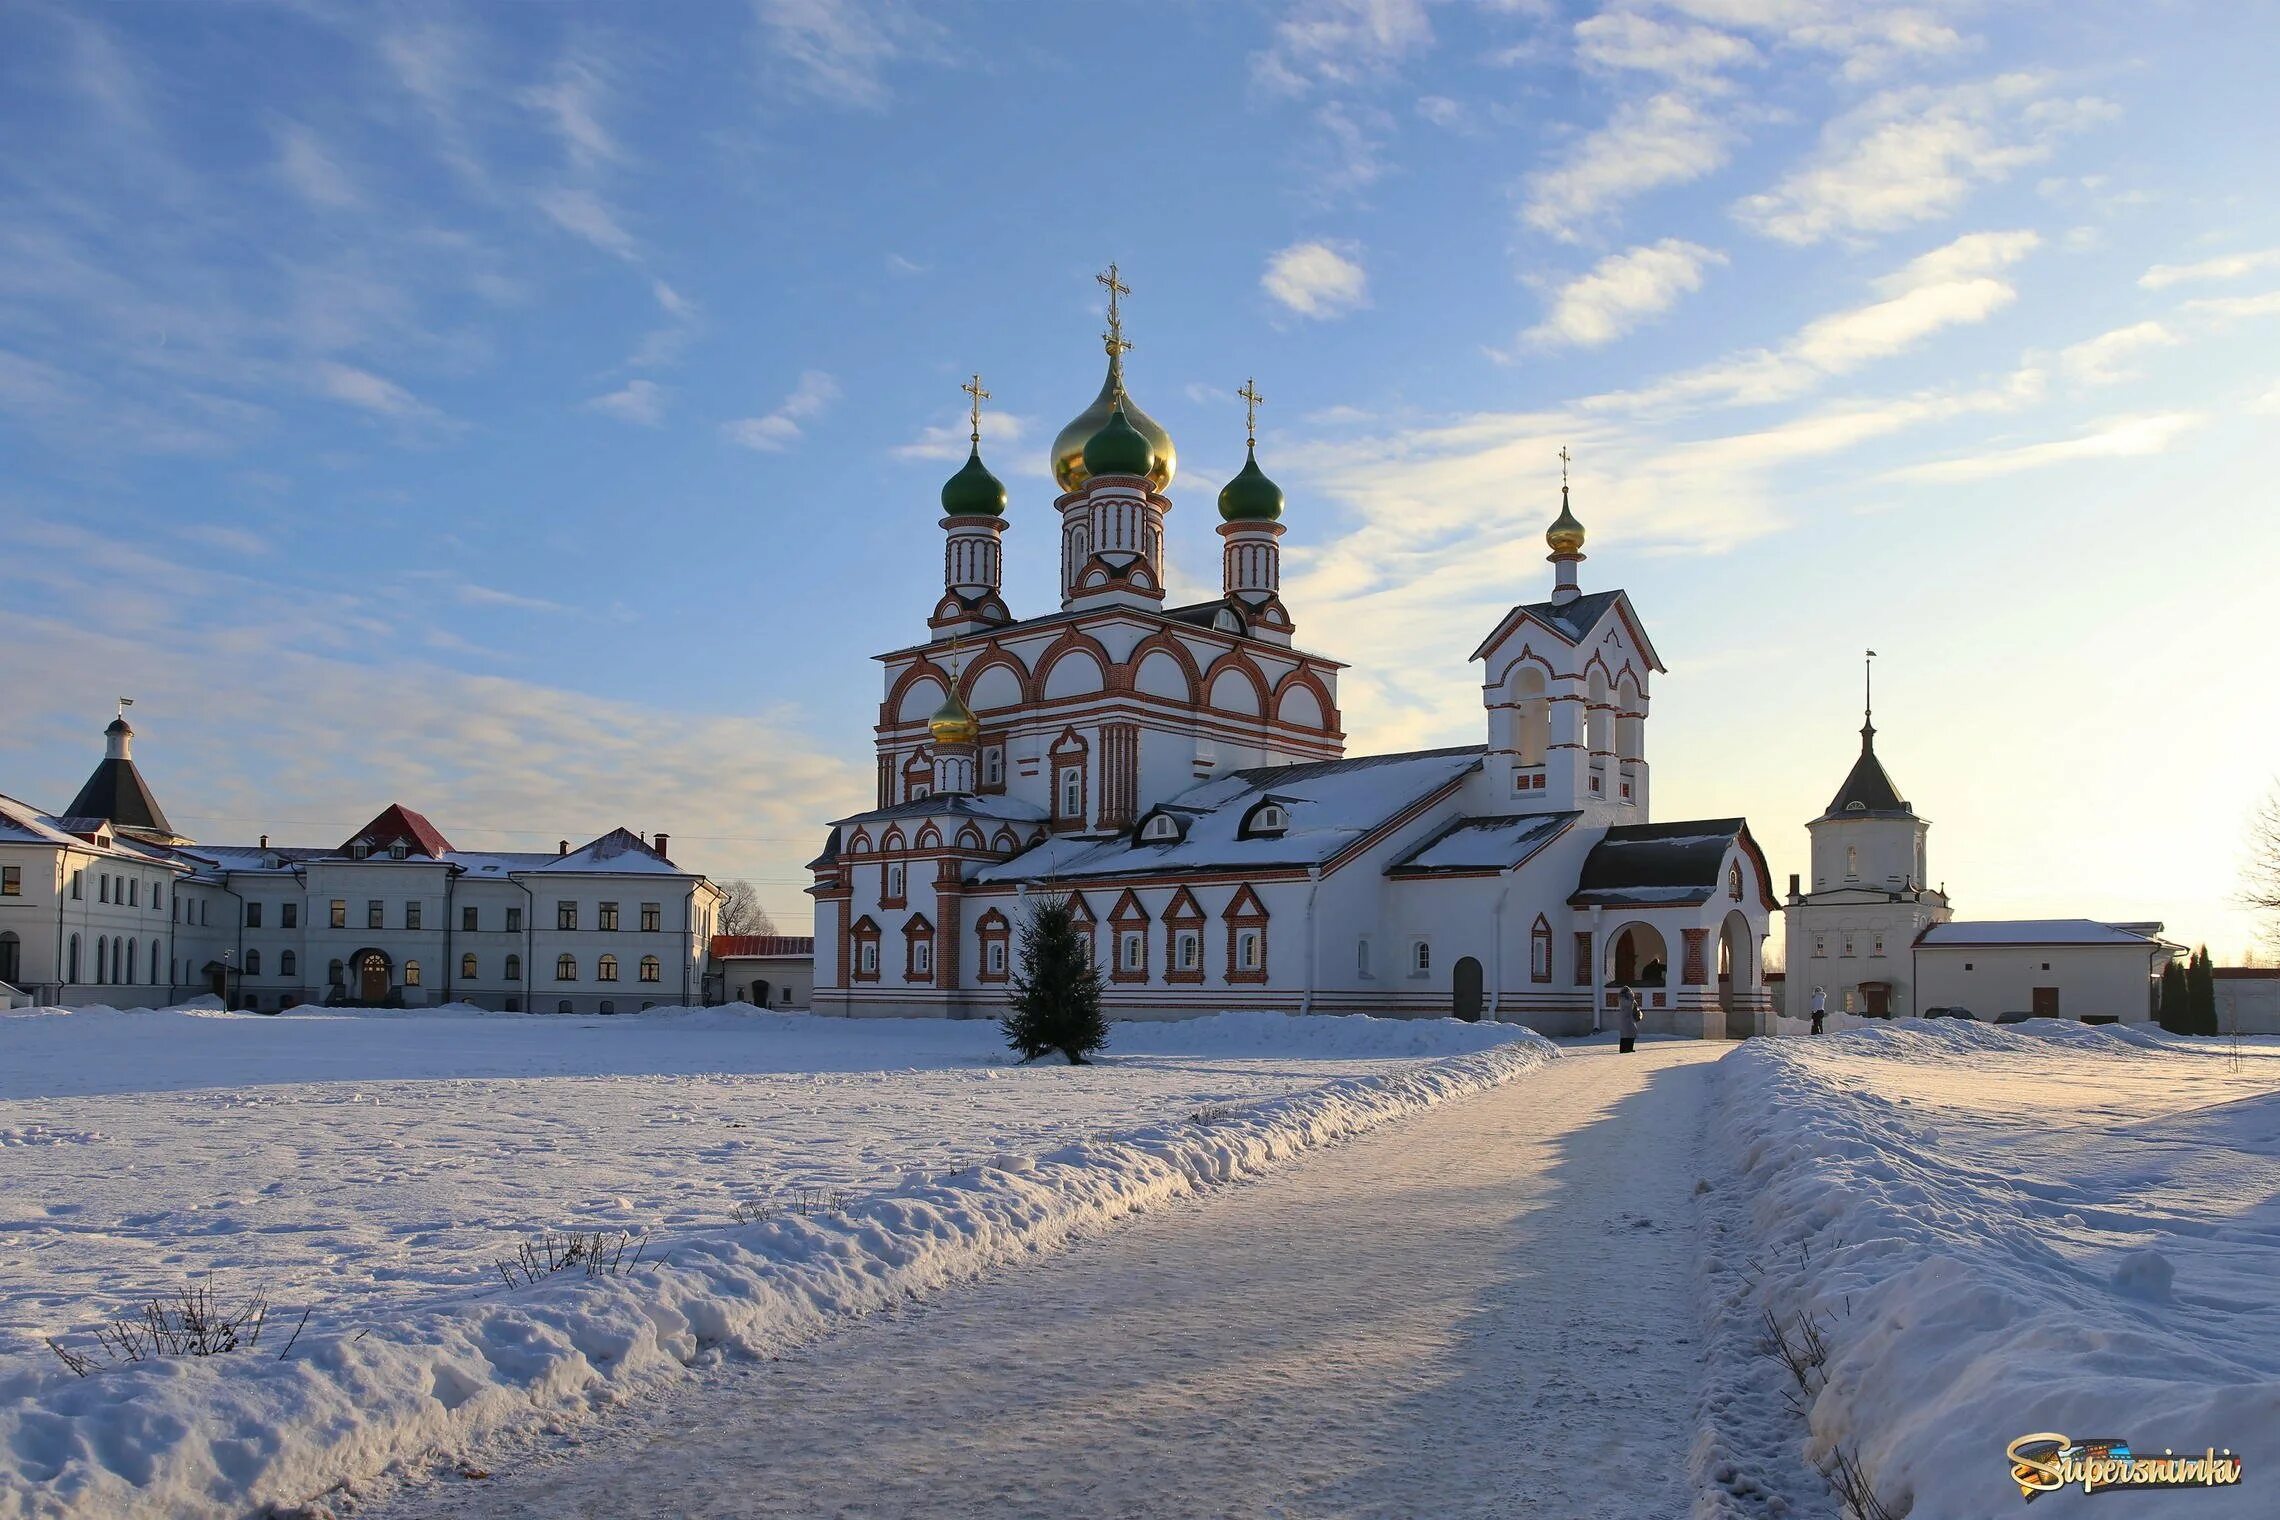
xmin=1546 ymin=446 xmax=1587 ymax=606
xmin=1862 ymin=649 xmax=1878 ymax=749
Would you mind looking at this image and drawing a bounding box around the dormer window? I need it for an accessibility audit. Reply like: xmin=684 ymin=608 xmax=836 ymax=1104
xmin=1845 ymin=800 xmax=1866 ymax=812
xmin=1139 ymin=812 xmax=1184 ymax=844
xmin=350 ymin=842 xmax=370 ymax=860
xmin=1238 ymin=800 xmax=1290 ymax=838
xmin=388 ymin=841 xmax=408 ymax=860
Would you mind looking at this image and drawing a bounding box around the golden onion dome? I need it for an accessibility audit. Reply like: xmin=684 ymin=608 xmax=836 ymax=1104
xmin=1546 ymin=486 xmax=1587 ymax=555
xmin=1051 ymin=352 xmax=1175 ymax=493
xmin=928 ymin=686 xmax=980 ymax=747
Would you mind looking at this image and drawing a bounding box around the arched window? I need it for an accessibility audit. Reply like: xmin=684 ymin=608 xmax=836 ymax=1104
xmin=96 ymin=936 xmax=108 ymax=984
xmin=244 ymin=949 xmax=260 ymax=976
xmin=557 ymin=954 xmax=578 ymax=981
xmin=1846 ymin=845 xmax=1859 ymax=880
xmin=404 ymin=960 xmax=422 ymax=986
xmin=280 ymin=950 xmax=296 ymax=978
xmin=1728 ymin=862 xmax=1743 ymax=900
xmin=1530 ymin=915 xmax=1553 ymax=983
xmin=505 ymin=954 xmax=522 ymax=981
xmin=639 ymin=955 xmax=660 ymax=983
xmin=557 ymin=999 xmax=573 ymax=1014
xmin=1412 ymin=939 xmax=1432 ymax=975
xmin=150 ymin=940 xmax=163 ymax=984
xmin=1059 ymin=767 xmax=1083 ymax=818
xmin=461 ymin=953 xmax=479 ymax=979
xmin=68 ymin=934 xmax=80 ymax=983
xmin=599 ymin=1000 xmax=615 ymax=1015
xmin=886 ymin=863 xmax=905 ymax=900
xmin=597 ymin=954 xmax=619 ymax=982
xmin=125 ymin=940 xmax=138 ymax=983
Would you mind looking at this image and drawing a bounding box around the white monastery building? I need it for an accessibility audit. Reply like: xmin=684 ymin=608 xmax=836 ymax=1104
xmin=0 ymin=713 xmax=723 ymax=1013
xmin=1781 ymin=675 xmax=2175 ymax=1023
xmin=809 ymin=287 xmax=1779 ymax=1037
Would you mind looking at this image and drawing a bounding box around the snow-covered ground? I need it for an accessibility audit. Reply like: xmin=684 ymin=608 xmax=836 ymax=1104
xmin=0 ymin=1001 xmax=1553 ymax=1520
xmin=0 ymin=1001 xmax=1523 ymax=1360
xmin=1705 ymin=1021 xmax=2280 ymax=1518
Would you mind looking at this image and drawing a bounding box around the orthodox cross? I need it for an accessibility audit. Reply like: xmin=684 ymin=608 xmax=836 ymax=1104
xmin=1097 ymin=262 xmax=1132 ymax=357
xmin=961 ymin=373 xmax=989 ymax=446
xmin=1559 ymin=445 xmax=1571 ymax=488
xmin=1238 ymin=378 xmax=1264 ymax=449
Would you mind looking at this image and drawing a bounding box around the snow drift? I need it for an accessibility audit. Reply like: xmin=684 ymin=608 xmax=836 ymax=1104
xmin=0 ymin=1018 xmax=1556 ymax=1520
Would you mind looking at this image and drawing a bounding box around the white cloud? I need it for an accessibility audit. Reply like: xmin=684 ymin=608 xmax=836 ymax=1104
xmin=1882 ymin=412 xmax=2204 ymax=482
xmin=753 ymin=0 xmax=942 ymax=111
xmin=1650 ymin=0 xmax=1969 ymax=80
xmin=1522 ymin=92 xmax=1734 ymax=241
xmin=1735 ymin=74 xmax=2111 ymax=245
xmin=891 ymin=410 xmax=1034 ymax=462
xmin=312 ymin=361 xmax=440 ymax=421
xmin=1415 ymin=95 xmax=1464 ymax=128
xmin=723 ymin=369 xmax=840 ymax=451
xmin=1574 ymin=11 xmax=1758 ymax=82
xmin=1304 ymin=100 xmax=1393 ymax=201
xmin=2058 ymin=321 xmax=2177 ymax=386
xmin=583 ymin=378 xmax=667 ymax=425
xmin=1592 ymin=230 xmax=2039 ymax=409
xmin=1262 ymin=240 xmax=1371 ymax=319
xmin=275 ymin=123 xmax=360 ymax=209
xmin=2179 ymin=290 xmax=2280 ymax=325
xmin=1523 ymin=239 xmax=1723 ymax=349
xmin=521 ymin=44 xmax=624 ymax=169
xmin=1252 ymin=0 xmax=1435 ymax=95
xmin=2140 ymin=248 xmax=2280 ymax=289
xmin=536 ymin=186 xmax=639 ymax=260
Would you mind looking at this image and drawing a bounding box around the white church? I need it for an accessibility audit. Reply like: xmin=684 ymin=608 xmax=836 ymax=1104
xmin=808 ymin=287 xmax=1779 ymax=1037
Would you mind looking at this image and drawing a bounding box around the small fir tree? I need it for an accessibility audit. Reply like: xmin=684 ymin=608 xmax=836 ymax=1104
xmin=2187 ymin=945 xmax=2219 ymax=1036
xmin=1003 ymin=893 xmax=1109 ymax=1065
xmin=2157 ymin=958 xmax=2191 ymax=1033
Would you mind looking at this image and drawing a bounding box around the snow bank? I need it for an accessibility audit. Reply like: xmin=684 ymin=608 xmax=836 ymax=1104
xmin=1109 ymin=1010 xmax=1546 ymax=1060
xmin=1700 ymin=1023 xmax=2279 ymax=1518
xmin=0 ymin=1029 xmax=1556 ymax=1520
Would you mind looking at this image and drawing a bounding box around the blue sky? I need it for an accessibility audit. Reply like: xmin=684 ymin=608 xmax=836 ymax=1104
xmin=2 ymin=0 xmax=2275 ymax=953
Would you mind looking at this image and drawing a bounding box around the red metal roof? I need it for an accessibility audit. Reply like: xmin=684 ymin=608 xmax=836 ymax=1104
xmin=342 ymin=803 xmax=453 ymax=857
xmin=712 ymin=935 xmax=815 ymax=959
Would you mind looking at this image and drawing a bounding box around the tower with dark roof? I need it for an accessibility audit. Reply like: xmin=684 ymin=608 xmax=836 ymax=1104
xmin=64 ymin=712 xmax=187 ymax=845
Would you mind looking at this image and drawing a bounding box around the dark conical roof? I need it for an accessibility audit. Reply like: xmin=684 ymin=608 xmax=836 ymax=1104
xmin=66 ymin=757 xmax=174 ymax=836
xmin=1824 ymin=724 xmax=1910 ymax=817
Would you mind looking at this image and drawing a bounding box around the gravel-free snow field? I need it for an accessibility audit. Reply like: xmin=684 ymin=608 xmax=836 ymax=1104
xmin=0 ymin=1003 xmax=1529 ymax=1358
xmin=1706 ymin=1021 xmax=2280 ymax=1519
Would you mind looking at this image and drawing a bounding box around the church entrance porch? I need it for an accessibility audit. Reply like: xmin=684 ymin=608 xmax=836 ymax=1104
xmin=1718 ymin=910 xmax=1757 ymax=1038
xmin=1452 ymin=957 xmax=1483 ymax=1022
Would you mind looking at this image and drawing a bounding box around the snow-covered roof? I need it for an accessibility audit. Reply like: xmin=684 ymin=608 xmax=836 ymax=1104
xmin=971 ymin=747 xmax=1483 ymax=885
xmin=832 ymin=793 xmax=1050 ymax=829
xmin=1388 ymin=812 xmax=1579 ymax=875
xmin=528 ymin=827 xmax=690 ymax=875
xmin=1918 ymin=920 xmax=2164 ymax=947
xmin=1567 ymin=818 xmax=1753 ymax=908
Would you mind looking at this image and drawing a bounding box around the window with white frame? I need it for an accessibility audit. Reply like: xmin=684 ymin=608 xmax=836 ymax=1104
xmin=1411 ymin=939 xmax=1431 ymax=976
xmin=1841 ymin=934 xmax=1855 ymax=956
xmin=1119 ymin=930 xmax=1144 ymax=972
xmin=1175 ymin=929 xmax=1200 ymax=970
xmin=640 ymin=956 xmax=660 ymax=983
xmin=912 ymin=940 xmax=932 ymax=975
xmin=404 ymin=960 xmax=422 ymax=986
xmin=599 ymin=901 xmax=619 ymax=931
xmin=597 ymin=954 xmax=619 ymax=982
xmin=860 ymin=941 xmax=879 ymax=974
xmin=983 ymin=747 xmax=1004 ymax=787
xmin=1234 ymin=928 xmax=1262 ymax=972
xmin=886 ymin=863 xmax=905 ymax=900
xmin=1813 ymin=933 xmax=1827 ymax=957
xmin=1059 ymin=766 xmax=1084 ymax=819
xmin=1871 ymin=933 xmax=1885 ymax=956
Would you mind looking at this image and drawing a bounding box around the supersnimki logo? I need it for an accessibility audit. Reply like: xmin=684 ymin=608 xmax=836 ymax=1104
xmin=2006 ymin=1433 xmax=2244 ymax=1500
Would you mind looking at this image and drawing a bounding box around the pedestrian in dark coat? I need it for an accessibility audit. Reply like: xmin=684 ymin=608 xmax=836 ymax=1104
xmin=1618 ymin=986 xmax=1642 ymax=1053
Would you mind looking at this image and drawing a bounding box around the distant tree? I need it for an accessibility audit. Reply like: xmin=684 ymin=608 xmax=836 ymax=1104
xmin=2187 ymin=946 xmax=2219 ymax=1037
xmin=2247 ymin=783 xmax=2280 ymax=952
xmin=2157 ymin=958 xmax=2191 ymax=1034
xmin=718 ymin=880 xmax=777 ymax=938
xmin=1003 ymin=894 xmax=1108 ymax=1065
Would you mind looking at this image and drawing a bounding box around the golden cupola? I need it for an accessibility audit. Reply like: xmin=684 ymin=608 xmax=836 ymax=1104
xmin=1051 ymin=347 xmax=1176 ymax=494
xmin=1546 ymin=484 xmax=1586 ymax=555
xmin=927 ymin=686 xmax=981 ymax=747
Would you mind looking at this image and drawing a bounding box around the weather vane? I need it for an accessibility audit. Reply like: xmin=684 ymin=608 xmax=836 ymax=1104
xmin=1097 ymin=262 xmax=1132 ymax=358
xmin=960 ymin=373 xmax=990 ymax=446
xmin=1238 ymin=378 xmax=1264 ymax=449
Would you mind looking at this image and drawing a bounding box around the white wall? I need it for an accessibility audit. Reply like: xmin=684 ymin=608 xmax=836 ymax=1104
xmin=1915 ymin=944 xmax=2159 ymax=1022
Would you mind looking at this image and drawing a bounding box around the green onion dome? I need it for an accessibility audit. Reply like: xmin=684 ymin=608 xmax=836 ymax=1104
xmin=1082 ymin=403 xmax=1157 ymax=482
xmin=1217 ymin=446 xmax=1285 ymax=522
xmin=939 ymin=445 xmax=1006 ymax=517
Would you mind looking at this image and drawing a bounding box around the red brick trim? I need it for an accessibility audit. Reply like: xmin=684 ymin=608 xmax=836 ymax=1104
xmin=1223 ymin=884 xmax=1269 ymax=984
xmin=1683 ymin=927 xmax=1710 ymax=986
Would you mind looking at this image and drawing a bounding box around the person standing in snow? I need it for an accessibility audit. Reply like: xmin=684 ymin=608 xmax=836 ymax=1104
xmin=1810 ymin=986 xmax=1827 ymax=1036
xmin=1618 ymin=986 xmax=1642 ymax=1054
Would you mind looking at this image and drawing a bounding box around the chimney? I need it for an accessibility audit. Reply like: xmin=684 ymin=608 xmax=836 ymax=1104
xmin=653 ymin=832 xmax=670 ymax=860
xmin=1787 ymin=872 xmax=1801 ymax=902
xmin=259 ymin=834 xmax=269 ymax=849
xmin=558 ymin=839 xmax=569 ymax=856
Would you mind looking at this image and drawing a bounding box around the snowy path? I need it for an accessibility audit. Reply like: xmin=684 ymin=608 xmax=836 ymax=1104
xmin=376 ymin=1040 xmax=1724 ymax=1520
